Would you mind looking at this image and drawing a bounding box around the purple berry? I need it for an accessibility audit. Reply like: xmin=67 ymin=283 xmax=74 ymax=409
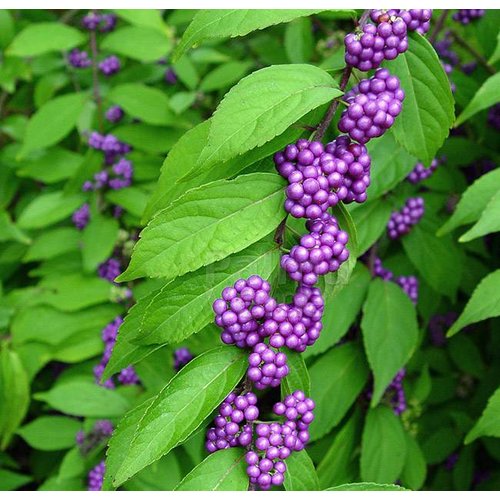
xmin=87 ymin=461 xmax=105 ymax=491
xmin=247 ymin=343 xmax=289 ymax=389
xmin=105 ymin=105 xmax=124 ymax=123
xmin=98 ymin=257 xmax=122 ymax=283
xmin=67 ymin=48 xmax=91 ymax=68
xmin=173 ymin=347 xmax=194 ymax=371
xmin=429 ymin=312 xmax=458 ymax=346
xmin=387 ymin=196 xmax=425 ymax=239
xmin=99 ymin=55 xmax=120 ymax=76
xmin=72 ymin=203 xmax=90 ymax=230
xmin=453 ymin=9 xmax=484 ymax=25
xmin=407 ymin=158 xmax=440 ymax=184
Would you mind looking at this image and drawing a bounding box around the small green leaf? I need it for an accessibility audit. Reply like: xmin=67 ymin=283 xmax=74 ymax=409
xmin=119 ymin=173 xmax=285 ymax=282
xmin=105 ymin=346 xmax=247 ymax=487
xmin=360 ymin=407 xmax=407 ymax=483
xmin=20 ymin=93 xmax=87 ymax=157
xmin=34 ymin=381 xmax=131 ymax=418
xmin=284 ymin=17 xmax=314 ymax=63
xmin=199 ymin=61 xmax=252 ymax=92
xmin=465 ymin=386 xmax=500 ymax=444
xmin=326 ymin=482 xmax=408 ymax=491
xmin=173 ymin=10 xmax=326 ymax=61
xmin=448 ymin=270 xmax=500 ymax=337
xmin=0 ymin=469 xmax=32 ymax=491
xmin=459 ymin=189 xmax=500 ymax=242
xmin=7 ymin=22 xmax=85 ymax=57
xmin=402 ymin=218 xmax=464 ymax=299
xmin=109 ymin=83 xmax=174 ymax=126
xmin=133 ymin=238 xmax=279 ymax=345
xmin=400 ymin=433 xmax=427 ymax=490
xmin=82 ymin=214 xmax=119 ymax=272
xmin=17 ymin=416 xmax=81 ymax=451
xmin=281 ymin=350 xmax=311 ymax=398
xmin=488 ymin=30 xmax=500 ymax=64
xmin=361 ymin=280 xmax=419 ymax=405
xmin=284 ymin=450 xmax=320 ymax=491
xmin=105 ymin=188 xmax=149 ymax=219
xmin=384 ymin=33 xmax=455 ymax=165
xmin=115 ymin=9 xmax=167 ymax=33
xmin=0 ymin=345 xmax=30 ymax=449
xmin=23 ymin=228 xmax=79 ymax=262
xmin=455 ymin=72 xmax=500 ymax=126
xmin=309 ymin=342 xmax=369 ymax=441
xmin=101 ymin=26 xmax=172 ymax=62
xmin=438 ymin=168 xmax=500 ymax=236
xmin=197 ymin=64 xmax=341 ymax=169
xmin=175 ymin=448 xmax=248 ymax=491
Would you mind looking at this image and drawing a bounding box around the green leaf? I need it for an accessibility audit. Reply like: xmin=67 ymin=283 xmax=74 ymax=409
xmin=402 ymin=218 xmax=464 ymax=299
xmin=115 ymin=9 xmax=167 ymax=33
xmin=459 ymin=189 xmax=500 ymax=242
xmin=131 ymin=238 xmax=279 ymax=345
xmin=317 ymin=409 xmax=361 ymax=489
xmin=119 ymin=173 xmax=285 ymax=281
xmin=81 ymin=214 xmax=119 ymax=272
xmin=7 ymin=22 xmax=85 ymax=57
xmin=438 ymin=168 xmax=500 ymax=235
xmin=124 ymin=453 xmax=182 ymax=491
xmin=282 ymin=350 xmax=310 ymax=397
xmin=34 ymin=381 xmax=131 ymax=418
xmin=23 ymin=228 xmax=79 ymax=262
xmin=284 ymin=450 xmax=320 ymax=491
xmin=173 ymin=9 xmax=326 ymax=61
xmin=400 ymin=433 xmax=427 ymax=490
xmin=285 ymin=17 xmax=314 ymax=63
xmin=197 ymin=64 xmax=341 ymax=169
xmin=309 ymin=342 xmax=369 ymax=441
xmin=105 ymin=187 xmax=149 ymax=219
xmin=465 ymin=386 xmax=500 ymax=444
xmin=105 ymin=346 xmax=247 ymax=487
xmin=455 ymin=72 xmax=500 ymax=126
xmin=349 ymin=199 xmax=392 ymax=256
xmin=199 ymin=61 xmax=252 ymax=92
xmin=360 ymin=407 xmax=407 ymax=483
xmin=305 ymin=264 xmax=371 ymax=359
xmin=17 ymin=192 xmax=84 ymax=230
xmin=175 ymin=448 xmax=248 ymax=491
xmin=20 ymin=93 xmax=87 ymax=157
xmin=448 ymin=270 xmax=500 ymax=337
xmin=326 ymin=482 xmax=408 ymax=491
xmin=113 ymin=124 xmax=184 ymax=155
xmin=0 ymin=345 xmax=30 ymax=449
xmin=0 ymin=211 xmax=30 ymax=245
xmin=384 ymin=33 xmax=454 ymax=165
xmin=109 ymin=83 xmax=174 ymax=126
xmin=0 ymin=10 xmax=15 ymax=50
xmin=361 ymin=280 xmax=419 ymax=405
xmin=101 ymin=26 xmax=172 ymax=62
xmin=488 ymin=30 xmax=500 ymax=64
xmin=0 ymin=468 xmax=31 ymax=491
xmin=17 ymin=416 xmax=81 ymax=451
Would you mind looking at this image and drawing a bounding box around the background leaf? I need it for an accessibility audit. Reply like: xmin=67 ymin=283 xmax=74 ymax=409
xmin=284 ymin=450 xmax=320 ymax=491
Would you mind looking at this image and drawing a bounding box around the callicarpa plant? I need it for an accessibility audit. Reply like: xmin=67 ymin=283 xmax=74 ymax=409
xmin=0 ymin=7 xmax=499 ymax=493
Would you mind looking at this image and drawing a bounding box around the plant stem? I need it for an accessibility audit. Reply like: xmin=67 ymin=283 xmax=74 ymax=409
xmin=450 ymin=31 xmax=496 ymax=75
xmin=274 ymin=216 xmax=288 ymax=246
xmin=429 ymin=10 xmax=449 ymax=45
xmin=312 ymin=9 xmax=370 ymax=142
xmin=89 ymin=30 xmax=103 ymax=131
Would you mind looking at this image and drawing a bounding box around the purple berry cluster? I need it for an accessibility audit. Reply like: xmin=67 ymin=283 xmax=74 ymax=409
xmin=344 ymin=15 xmax=407 ymax=71
xmin=205 ymin=392 xmax=258 ymax=452
xmin=387 ymin=197 xmax=425 ymax=239
xmin=165 ymin=67 xmax=178 ymax=85
xmin=213 ymin=275 xmax=277 ymax=349
xmin=105 ymin=105 xmax=124 ymax=123
xmin=339 ymin=68 xmax=405 ymax=144
xmin=386 ymin=368 xmax=407 ymax=415
xmin=407 ymin=158 xmax=440 ymax=184
xmin=371 ymin=9 xmax=432 ymax=35
xmin=99 ymin=55 xmax=121 ymax=76
xmin=429 ymin=312 xmax=458 ymax=346
xmin=98 ymin=257 xmax=122 ymax=283
xmin=173 ymin=347 xmax=194 ymax=371
xmin=67 ymin=48 xmax=91 ymax=69
xmin=72 ymin=203 xmax=90 ymax=230
xmin=281 ymin=213 xmax=349 ymax=286
xmin=93 ymin=316 xmax=139 ymax=389
xmin=82 ymin=11 xmax=117 ymax=32
xmin=88 ymin=461 xmax=105 ymax=491
xmin=453 ymin=9 xmax=485 ymax=24
xmin=247 ymin=343 xmax=289 ymax=389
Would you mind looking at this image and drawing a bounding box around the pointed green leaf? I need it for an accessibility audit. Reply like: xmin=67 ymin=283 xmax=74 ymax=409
xmin=284 ymin=450 xmax=320 ymax=491
xmin=309 ymin=342 xmax=369 ymax=441
xmin=400 ymin=432 xmax=427 ymax=490
xmin=361 ymin=407 xmax=407 ymax=483
xmin=17 ymin=416 xmax=81 ymax=451
xmin=465 ymin=386 xmax=500 ymax=444
xmin=455 ymin=72 xmax=500 ymax=126
xmin=459 ymin=189 xmax=500 ymax=242
xmin=384 ymin=33 xmax=454 ymax=165
xmin=197 ymin=65 xmax=341 ymax=169
xmin=105 ymin=347 xmax=247 ymax=487
xmin=118 ymin=173 xmax=285 ymax=281
xmin=173 ymin=10 xmax=326 ymax=61
xmin=448 ymin=270 xmax=500 ymax=337
xmin=361 ymin=280 xmax=418 ymax=405
xmin=81 ymin=214 xmax=119 ymax=272
xmin=326 ymin=482 xmax=408 ymax=491
xmin=175 ymin=448 xmax=248 ymax=491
